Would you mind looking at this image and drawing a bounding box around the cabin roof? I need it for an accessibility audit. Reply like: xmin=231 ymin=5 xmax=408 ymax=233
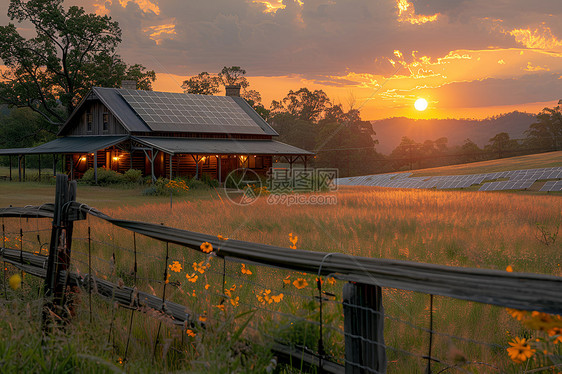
xmin=131 ymin=136 xmax=315 ymax=156
xmin=0 ymin=136 xmax=128 ymax=155
xmin=58 ymin=87 xmax=278 ymax=137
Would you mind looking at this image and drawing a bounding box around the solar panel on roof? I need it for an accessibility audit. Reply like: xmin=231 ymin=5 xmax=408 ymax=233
xmin=120 ymin=90 xmax=263 ymax=134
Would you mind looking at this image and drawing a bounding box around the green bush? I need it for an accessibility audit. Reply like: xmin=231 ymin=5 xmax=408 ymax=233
xmin=142 ymin=177 xmax=190 ymax=196
xmin=199 ymin=173 xmax=219 ymax=188
xmin=123 ymin=169 xmax=143 ymax=184
xmin=186 ymin=178 xmax=209 ymax=190
xmin=81 ymin=167 xmax=125 ymax=185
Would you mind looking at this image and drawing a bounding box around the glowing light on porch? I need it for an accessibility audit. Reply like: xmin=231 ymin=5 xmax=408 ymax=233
xmin=80 ymin=156 xmax=87 ymax=162
xmin=239 ymin=155 xmax=248 ymax=162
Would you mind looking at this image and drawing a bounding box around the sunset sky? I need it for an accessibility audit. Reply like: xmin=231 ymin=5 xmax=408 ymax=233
xmin=2 ymin=0 xmax=562 ymax=120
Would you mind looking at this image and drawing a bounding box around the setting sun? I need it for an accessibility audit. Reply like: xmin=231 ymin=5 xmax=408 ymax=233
xmin=414 ymin=98 xmax=428 ymax=111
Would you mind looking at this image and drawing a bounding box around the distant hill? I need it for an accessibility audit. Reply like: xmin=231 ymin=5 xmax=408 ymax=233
xmin=371 ymin=111 xmax=536 ymax=154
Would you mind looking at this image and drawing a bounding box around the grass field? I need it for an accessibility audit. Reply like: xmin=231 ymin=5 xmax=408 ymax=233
xmin=409 ymin=151 xmax=562 ymax=177
xmin=0 ymin=162 xmax=561 ymax=372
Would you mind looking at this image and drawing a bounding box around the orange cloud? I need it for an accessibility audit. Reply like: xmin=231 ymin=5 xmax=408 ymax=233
xmin=396 ymin=0 xmax=439 ymax=25
xmin=117 ymin=0 xmax=160 ymax=15
xmin=253 ymin=0 xmax=287 ymax=14
xmin=144 ymin=22 xmax=176 ymax=45
xmin=509 ymin=26 xmax=562 ymax=50
xmin=524 ymin=62 xmax=549 ymax=72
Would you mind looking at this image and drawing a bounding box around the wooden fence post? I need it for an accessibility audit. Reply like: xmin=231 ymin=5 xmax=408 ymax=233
xmin=43 ymin=174 xmax=77 ymax=326
xmin=343 ymin=282 xmax=386 ymax=374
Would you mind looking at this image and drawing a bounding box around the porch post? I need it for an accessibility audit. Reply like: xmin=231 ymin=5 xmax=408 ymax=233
xmin=9 ymin=155 xmax=12 ymax=181
xmin=18 ymin=154 xmax=22 ymax=182
xmin=217 ymin=155 xmax=221 ymax=185
xmin=194 ymin=155 xmax=199 ymax=179
xmin=94 ymin=152 xmax=98 ymax=184
xmin=70 ymin=155 xmax=74 ymax=180
xmin=53 ymin=154 xmax=57 ymax=176
xmin=151 ymin=148 xmax=155 ymax=183
xmin=169 ymin=154 xmax=173 ymax=180
xmin=23 ymin=155 xmax=26 ymax=181
xmin=38 ymin=154 xmax=41 ymax=181
xmin=303 ymin=155 xmax=308 ymax=171
xmin=129 ymin=151 xmax=133 ymax=170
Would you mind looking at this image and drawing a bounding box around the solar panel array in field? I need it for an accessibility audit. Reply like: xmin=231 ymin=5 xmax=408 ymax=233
xmin=336 ymin=166 xmax=562 ymax=192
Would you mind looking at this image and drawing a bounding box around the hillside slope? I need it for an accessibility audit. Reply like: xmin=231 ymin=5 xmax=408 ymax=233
xmin=372 ymin=111 xmax=535 ymax=154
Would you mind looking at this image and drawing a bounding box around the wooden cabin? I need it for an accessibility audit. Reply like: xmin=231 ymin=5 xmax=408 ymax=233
xmin=0 ymin=85 xmax=313 ymax=183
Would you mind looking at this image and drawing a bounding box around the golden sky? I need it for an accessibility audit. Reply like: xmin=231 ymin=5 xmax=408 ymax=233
xmin=2 ymin=0 xmax=562 ymax=120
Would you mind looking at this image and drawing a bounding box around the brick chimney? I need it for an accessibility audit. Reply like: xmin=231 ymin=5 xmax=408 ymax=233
xmin=225 ymin=85 xmax=241 ymax=97
xmin=121 ymin=80 xmax=137 ymax=90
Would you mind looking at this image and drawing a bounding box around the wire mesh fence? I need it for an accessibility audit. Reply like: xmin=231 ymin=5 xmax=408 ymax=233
xmin=1 ymin=196 xmax=561 ymax=373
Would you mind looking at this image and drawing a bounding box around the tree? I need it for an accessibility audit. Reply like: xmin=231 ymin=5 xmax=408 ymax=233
xmin=0 ymin=0 xmax=155 ymax=127
xmin=456 ymin=138 xmax=483 ymax=163
xmin=0 ymin=107 xmax=54 ymax=148
xmin=486 ymin=132 xmax=519 ymax=158
xmin=181 ymin=72 xmax=220 ymax=95
xmin=242 ymin=89 xmax=270 ymax=120
xmin=218 ymin=66 xmax=249 ymax=89
xmin=278 ymin=88 xmax=331 ymax=123
xmin=524 ymin=106 xmax=562 ymax=151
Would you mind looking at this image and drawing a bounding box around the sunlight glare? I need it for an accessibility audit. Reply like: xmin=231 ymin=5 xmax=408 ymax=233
xmin=414 ymin=98 xmax=428 ymax=111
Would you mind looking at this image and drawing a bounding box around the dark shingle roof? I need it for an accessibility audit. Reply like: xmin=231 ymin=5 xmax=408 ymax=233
xmin=131 ymin=136 xmax=314 ymax=156
xmin=0 ymin=136 xmax=128 ymax=155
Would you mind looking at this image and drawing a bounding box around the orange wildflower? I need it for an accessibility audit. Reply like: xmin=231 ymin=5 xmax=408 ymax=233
xmin=168 ymin=261 xmax=182 ymax=273
xmin=186 ymin=273 xmax=198 ymax=283
xmin=293 ymin=278 xmax=308 ymax=289
xmin=507 ymin=337 xmax=535 ymax=363
xmin=186 ymin=329 xmax=196 ymax=337
xmin=241 ymin=263 xmax=252 ymax=275
xmin=200 ymin=242 xmax=213 ymax=253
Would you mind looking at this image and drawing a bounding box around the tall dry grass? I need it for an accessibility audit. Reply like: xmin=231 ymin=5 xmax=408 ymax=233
xmin=2 ymin=186 xmax=561 ymax=372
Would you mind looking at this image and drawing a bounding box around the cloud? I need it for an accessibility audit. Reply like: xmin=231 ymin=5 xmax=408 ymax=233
xmin=431 ymin=73 xmax=562 ymax=108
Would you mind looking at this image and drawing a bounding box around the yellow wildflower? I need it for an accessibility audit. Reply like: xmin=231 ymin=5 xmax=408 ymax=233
xmin=506 ymin=265 xmax=514 ymax=272
xmin=271 ymin=293 xmax=284 ymax=303
xmin=193 ymin=260 xmax=211 ymax=274
xmin=205 ymin=284 xmax=210 ymax=290
xmin=9 ymin=274 xmax=21 ymax=290
xmin=283 ymin=275 xmax=291 ymax=285
xmin=168 ymin=261 xmax=182 ymax=273
xmin=293 ymin=278 xmax=308 ymax=289
xmin=200 ymin=242 xmax=213 ymax=253
xmin=199 ymin=315 xmax=207 ymax=323
xmin=218 ymin=235 xmax=228 ymax=241
xmin=230 ymin=296 xmax=240 ymax=307
xmin=215 ymin=304 xmax=225 ymax=312
xmin=326 ymin=276 xmax=336 ymax=285
xmin=507 ymin=337 xmax=535 ymax=363
xmin=507 ymin=308 xmax=528 ymax=321
xmin=241 ymin=263 xmax=252 ymax=275
xmin=524 ymin=311 xmax=554 ymax=331
xmin=548 ymin=326 xmax=562 ymax=344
